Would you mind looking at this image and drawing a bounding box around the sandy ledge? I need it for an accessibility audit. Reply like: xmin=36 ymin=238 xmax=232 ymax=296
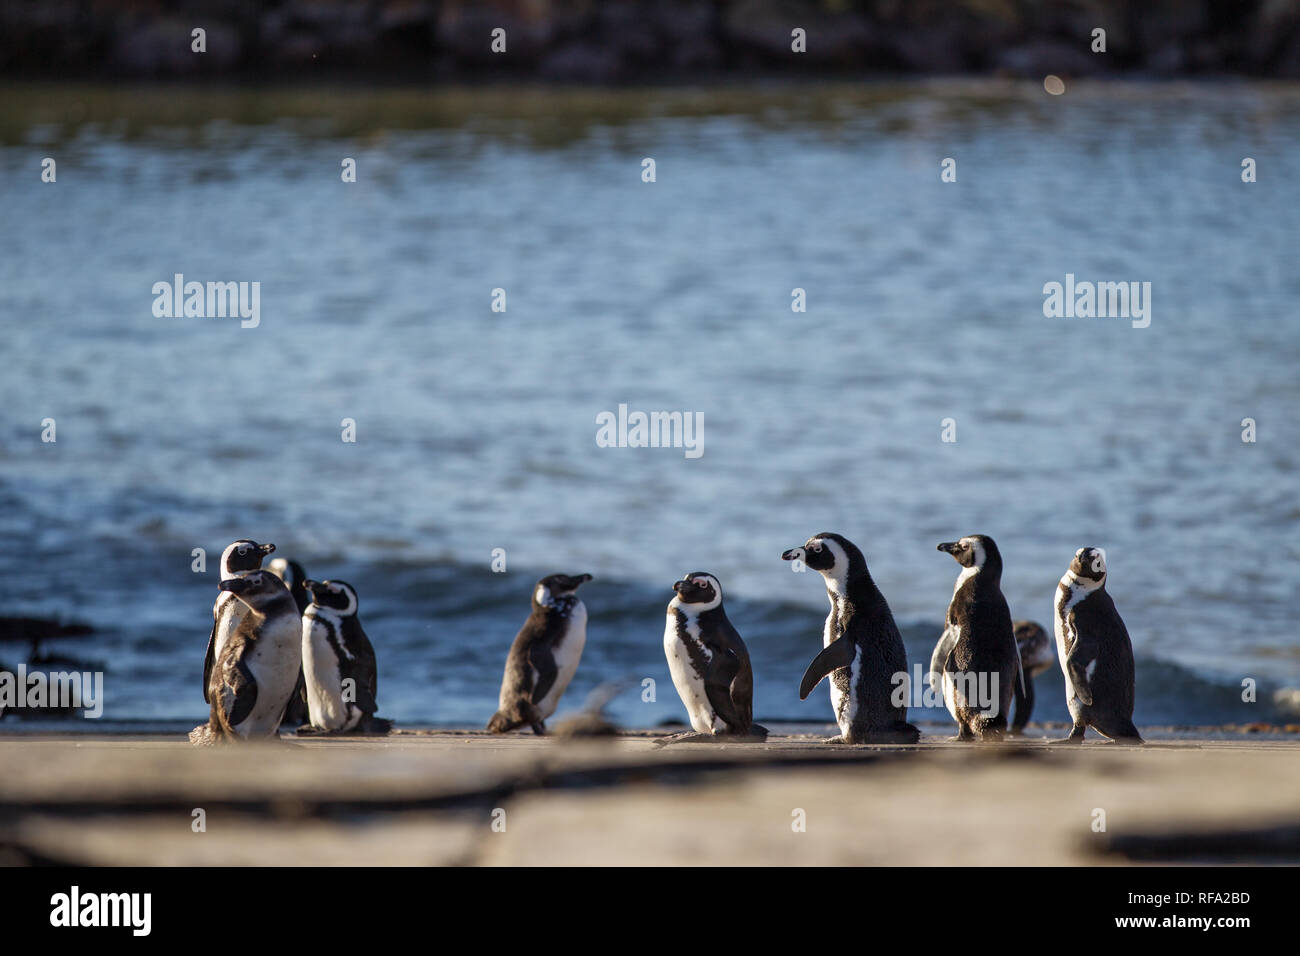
xmin=1 ymin=725 xmax=1298 ymax=866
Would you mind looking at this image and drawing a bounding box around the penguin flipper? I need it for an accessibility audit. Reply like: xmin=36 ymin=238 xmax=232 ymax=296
xmin=704 ymin=648 xmax=746 ymax=733
xmin=799 ymin=638 xmax=855 ymax=700
xmin=1065 ymin=653 xmax=1094 ymax=707
xmin=202 ymin=619 xmax=217 ymax=705
xmin=217 ymin=658 xmax=257 ymax=730
xmin=929 ymin=626 xmax=956 ymax=695
xmin=528 ymin=643 xmax=559 ymax=707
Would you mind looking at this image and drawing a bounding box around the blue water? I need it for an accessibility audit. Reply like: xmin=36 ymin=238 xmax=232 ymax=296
xmin=1 ymin=81 xmax=1297 ymax=729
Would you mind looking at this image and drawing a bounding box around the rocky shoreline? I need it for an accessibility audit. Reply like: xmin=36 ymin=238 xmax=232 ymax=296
xmin=3 ymin=1 xmax=1299 ymax=83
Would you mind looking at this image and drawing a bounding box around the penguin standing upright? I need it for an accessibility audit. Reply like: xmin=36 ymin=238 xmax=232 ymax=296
xmin=782 ymin=533 xmax=919 ymax=744
xmin=659 ymin=572 xmax=767 ymax=744
xmin=1054 ymin=547 xmax=1142 ymax=744
xmin=267 ymin=556 xmax=311 ymax=728
xmin=934 ymin=535 xmax=1018 ymax=740
xmin=297 ymin=579 xmax=391 ymax=735
xmin=203 ymin=539 xmax=276 ymax=705
xmin=190 ymin=569 xmax=302 ymax=745
xmin=488 ymin=573 xmax=592 ymax=735
xmin=1010 ymin=620 xmax=1054 ymax=733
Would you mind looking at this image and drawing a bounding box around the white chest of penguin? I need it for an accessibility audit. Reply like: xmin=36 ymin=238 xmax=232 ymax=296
xmin=533 ymin=602 xmax=586 ymax=719
xmin=302 ymin=611 xmax=355 ymax=730
xmin=238 ymin=613 xmax=300 ymax=732
xmin=663 ymin=612 xmax=723 ymax=734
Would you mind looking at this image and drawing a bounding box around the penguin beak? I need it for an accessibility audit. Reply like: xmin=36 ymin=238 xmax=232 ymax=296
xmin=780 ymin=549 xmax=799 ymax=561
xmin=578 ymin=574 xmax=593 ymax=583
xmin=259 ymin=543 xmax=276 ymax=555
xmin=937 ymin=542 xmax=959 ymax=554
xmin=219 ymin=577 xmax=251 ymax=594
xmin=672 ymin=580 xmax=686 ymax=593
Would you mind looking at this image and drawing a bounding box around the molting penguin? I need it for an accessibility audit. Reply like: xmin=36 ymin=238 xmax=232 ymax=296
xmin=1054 ymin=548 xmax=1142 ymax=744
xmin=933 ymin=535 xmax=1018 ymax=740
xmin=782 ymin=533 xmax=919 ymax=744
xmin=659 ymin=572 xmax=767 ymax=744
xmin=203 ymin=539 xmax=276 ymax=705
xmin=297 ymin=579 xmax=392 ymax=735
xmin=1010 ymin=620 xmax=1054 ymax=733
xmin=190 ymin=569 xmax=302 ymax=745
xmin=267 ymin=557 xmax=311 ymax=728
xmin=487 ymin=573 xmax=592 ymax=735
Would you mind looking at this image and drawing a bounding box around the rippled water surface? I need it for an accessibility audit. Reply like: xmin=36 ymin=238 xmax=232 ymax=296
xmin=1 ymin=81 xmax=1297 ymax=728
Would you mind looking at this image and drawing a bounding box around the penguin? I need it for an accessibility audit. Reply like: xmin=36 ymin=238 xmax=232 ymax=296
xmin=1054 ymin=547 xmax=1142 ymax=744
xmin=934 ymin=535 xmax=1018 ymax=740
xmin=659 ymin=572 xmax=767 ymax=744
xmin=296 ymin=579 xmax=392 ymax=735
xmin=203 ymin=539 xmax=276 ymax=705
xmin=190 ymin=569 xmax=302 ymax=745
xmin=268 ymin=557 xmax=310 ymax=614
xmin=781 ymin=533 xmax=919 ymax=744
xmin=487 ymin=573 xmax=591 ymax=735
xmin=267 ymin=556 xmax=311 ymax=728
xmin=1010 ymin=620 xmax=1055 ymax=733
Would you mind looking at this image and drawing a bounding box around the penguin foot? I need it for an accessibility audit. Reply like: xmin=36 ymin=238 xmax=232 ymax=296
xmin=356 ymin=715 xmax=394 ymax=735
xmin=821 ymin=734 xmax=848 ymax=744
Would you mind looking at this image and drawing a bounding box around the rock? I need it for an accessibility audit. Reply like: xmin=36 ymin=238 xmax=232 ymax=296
xmin=111 ymin=19 xmax=242 ymax=75
xmin=995 ymin=39 xmax=1105 ymax=77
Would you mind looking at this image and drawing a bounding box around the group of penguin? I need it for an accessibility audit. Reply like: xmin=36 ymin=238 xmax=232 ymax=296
xmin=190 ymin=531 xmax=1142 ymax=746
xmin=491 ymin=531 xmax=1142 ymax=745
xmin=189 ymin=539 xmax=390 ymax=745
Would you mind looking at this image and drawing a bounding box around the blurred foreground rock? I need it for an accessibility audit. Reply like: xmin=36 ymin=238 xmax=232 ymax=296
xmin=1 ymin=729 xmax=1298 ymax=865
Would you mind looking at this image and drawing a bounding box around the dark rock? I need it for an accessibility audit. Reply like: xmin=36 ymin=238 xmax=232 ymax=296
xmin=995 ymin=39 xmax=1105 ymax=77
xmin=539 ymin=42 xmax=624 ymax=82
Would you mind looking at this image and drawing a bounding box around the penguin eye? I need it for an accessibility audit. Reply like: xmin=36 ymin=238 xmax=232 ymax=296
xmin=810 ymin=542 xmax=822 ymax=553
xmin=237 ymin=546 xmax=248 ymax=555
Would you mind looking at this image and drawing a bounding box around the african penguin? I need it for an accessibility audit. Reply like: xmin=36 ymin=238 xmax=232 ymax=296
xmin=934 ymin=535 xmax=1018 ymax=740
xmin=1054 ymin=548 xmax=1142 ymax=744
xmin=267 ymin=556 xmax=311 ymax=728
xmin=297 ymin=579 xmax=392 ymax=735
xmin=782 ymin=533 xmax=919 ymax=744
xmin=268 ymin=557 xmax=310 ymax=614
xmin=487 ymin=573 xmax=592 ymax=735
xmin=189 ymin=569 xmax=302 ymax=745
xmin=1010 ymin=620 xmax=1054 ymax=733
xmin=659 ymin=572 xmax=767 ymax=744
xmin=203 ymin=539 xmax=276 ymax=706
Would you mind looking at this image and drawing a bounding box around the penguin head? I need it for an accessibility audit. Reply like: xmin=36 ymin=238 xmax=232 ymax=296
xmin=221 ymin=539 xmax=275 ymax=577
xmin=671 ymin=572 xmax=722 ymax=611
xmin=1069 ymin=547 xmax=1107 ymax=583
xmin=534 ymin=573 xmax=592 ymax=609
xmin=303 ymin=579 xmax=359 ymax=616
xmin=267 ymin=557 xmax=305 ymax=588
xmin=782 ymin=533 xmax=861 ymax=587
xmin=217 ymin=569 xmax=289 ymax=608
xmin=937 ymin=535 xmax=1002 ymax=575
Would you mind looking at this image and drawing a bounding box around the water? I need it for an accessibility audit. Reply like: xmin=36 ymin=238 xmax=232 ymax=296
xmin=1 ymin=81 xmax=1298 ymax=730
